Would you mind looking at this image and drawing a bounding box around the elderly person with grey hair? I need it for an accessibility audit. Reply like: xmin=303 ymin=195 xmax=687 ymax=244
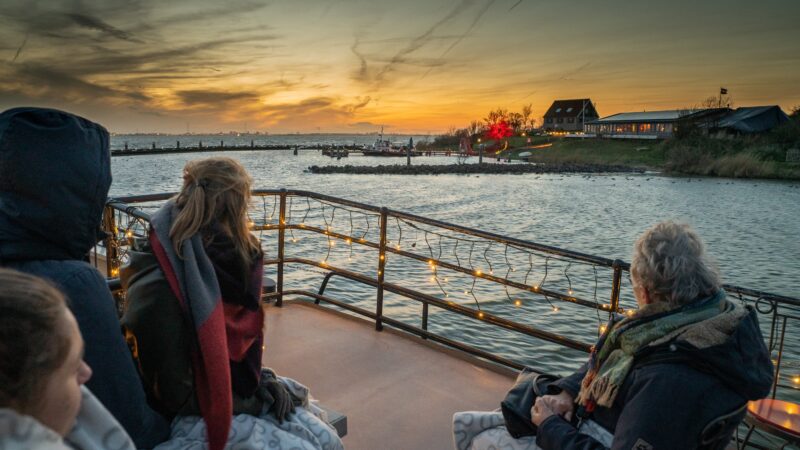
xmin=454 ymin=221 xmax=773 ymax=450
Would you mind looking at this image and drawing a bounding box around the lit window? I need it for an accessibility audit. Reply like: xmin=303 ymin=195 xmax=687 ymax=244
xmin=566 ymin=108 xmax=573 ymax=113
xmin=555 ymin=108 xmax=562 ymax=113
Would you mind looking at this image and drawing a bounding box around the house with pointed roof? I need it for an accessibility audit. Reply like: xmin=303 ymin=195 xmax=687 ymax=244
xmin=542 ymin=99 xmax=599 ymax=131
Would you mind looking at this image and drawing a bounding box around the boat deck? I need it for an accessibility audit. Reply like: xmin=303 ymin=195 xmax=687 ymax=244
xmin=262 ymin=300 xmax=516 ymax=450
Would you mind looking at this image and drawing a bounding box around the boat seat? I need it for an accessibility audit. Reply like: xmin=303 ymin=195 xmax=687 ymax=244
xmin=320 ymin=405 xmax=347 ymax=438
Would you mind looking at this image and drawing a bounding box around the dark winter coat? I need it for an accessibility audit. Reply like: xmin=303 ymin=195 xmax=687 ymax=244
xmin=536 ymin=304 xmax=773 ymax=450
xmin=120 ymin=225 xmax=265 ymax=420
xmin=0 ymin=107 xmax=169 ymax=449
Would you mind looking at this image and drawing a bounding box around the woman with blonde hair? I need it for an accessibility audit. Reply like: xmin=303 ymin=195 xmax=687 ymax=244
xmin=122 ymin=157 xmax=342 ymax=450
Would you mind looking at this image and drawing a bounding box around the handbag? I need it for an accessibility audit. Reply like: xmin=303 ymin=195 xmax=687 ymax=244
xmin=500 ymin=367 xmax=560 ymax=438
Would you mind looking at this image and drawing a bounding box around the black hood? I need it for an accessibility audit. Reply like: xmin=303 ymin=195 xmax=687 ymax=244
xmin=0 ymin=107 xmax=111 ymax=261
xmin=672 ymin=305 xmax=775 ymax=401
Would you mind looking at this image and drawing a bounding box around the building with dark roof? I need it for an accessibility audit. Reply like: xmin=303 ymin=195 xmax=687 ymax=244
xmin=584 ymin=106 xmax=786 ymax=139
xmin=542 ymin=99 xmax=598 ymax=131
xmin=710 ymin=106 xmax=789 ymax=134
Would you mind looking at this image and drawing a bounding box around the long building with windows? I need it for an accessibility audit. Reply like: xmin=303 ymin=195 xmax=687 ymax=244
xmin=583 ymin=109 xmax=728 ymax=139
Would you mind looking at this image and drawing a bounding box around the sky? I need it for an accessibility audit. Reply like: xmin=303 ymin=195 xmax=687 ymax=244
xmin=1 ymin=0 xmax=799 ymax=134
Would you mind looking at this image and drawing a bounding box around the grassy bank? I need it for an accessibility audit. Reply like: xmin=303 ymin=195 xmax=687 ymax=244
xmin=497 ymin=137 xmax=800 ymax=180
xmin=502 ymin=139 xmax=665 ymax=168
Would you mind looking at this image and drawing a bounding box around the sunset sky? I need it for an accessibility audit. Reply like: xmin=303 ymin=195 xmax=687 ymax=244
xmin=1 ymin=0 xmax=798 ymax=134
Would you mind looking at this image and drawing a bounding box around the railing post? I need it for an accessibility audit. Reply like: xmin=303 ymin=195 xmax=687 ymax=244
xmin=102 ymin=205 xmax=119 ymax=278
xmin=376 ymin=207 xmax=388 ymax=331
xmin=610 ymin=259 xmax=623 ymax=312
xmin=277 ymin=190 xmax=287 ymax=307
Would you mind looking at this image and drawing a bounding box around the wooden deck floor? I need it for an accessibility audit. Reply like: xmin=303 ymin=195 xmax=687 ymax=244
xmin=262 ymin=301 xmax=515 ymax=450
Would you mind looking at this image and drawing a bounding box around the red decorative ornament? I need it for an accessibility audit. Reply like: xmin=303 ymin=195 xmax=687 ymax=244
xmin=486 ymin=120 xmax=513 ymax=140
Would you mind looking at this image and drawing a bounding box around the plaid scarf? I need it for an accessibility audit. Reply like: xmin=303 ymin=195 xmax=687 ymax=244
xmin=149 ymin=201 xmax=263 ymax=450
xmin=577 ymin=290 xmax=726 ymax=412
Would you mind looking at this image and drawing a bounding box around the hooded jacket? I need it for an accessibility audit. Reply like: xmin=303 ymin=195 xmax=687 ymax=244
xmin=536 ymin=301 xmax=774 ymax=450
xmin=0 ymin=107 xmax=169 ymax=448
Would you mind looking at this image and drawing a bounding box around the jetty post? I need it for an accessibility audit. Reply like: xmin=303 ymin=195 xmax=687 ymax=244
xmin=407 ymin=137 xmax=413 ymax=166
xmin=220 ymin=140 xmax=224 ymax=148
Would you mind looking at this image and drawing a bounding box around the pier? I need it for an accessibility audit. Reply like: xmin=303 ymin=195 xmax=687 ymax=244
xmin=111 ymin=141 xmax=364 ymax=157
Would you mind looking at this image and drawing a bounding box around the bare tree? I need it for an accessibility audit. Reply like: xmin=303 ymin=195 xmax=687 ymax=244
xmin=467 ymin=120 xmax=483 ymax=136
xmin=484 ymin=108 xmax=509 ymax=126
xmin=507 ymin=112 xmax=524 ymax=133
xmin=700 ymin=94 xmax=735 ymax=109
xmin=521 ymin=104 xmax=533 ymax=130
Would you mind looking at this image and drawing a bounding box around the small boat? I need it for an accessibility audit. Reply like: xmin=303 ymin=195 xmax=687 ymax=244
xmin=362 ymin=127 xmax=415 ymax=157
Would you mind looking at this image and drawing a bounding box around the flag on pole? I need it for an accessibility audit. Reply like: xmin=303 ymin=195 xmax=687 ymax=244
xmin=720 ymin=87 xmax=728 ymax=95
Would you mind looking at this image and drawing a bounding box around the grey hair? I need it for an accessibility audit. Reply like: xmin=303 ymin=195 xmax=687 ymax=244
xmin=630 ymin=221 xmax=721 ymax=307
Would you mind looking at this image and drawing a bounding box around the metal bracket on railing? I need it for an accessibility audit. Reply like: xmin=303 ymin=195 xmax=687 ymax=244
xmin=610 ymin=259 xmax=623 ymax=313
xmin=317 ymin=271 xmax=337 ymax=304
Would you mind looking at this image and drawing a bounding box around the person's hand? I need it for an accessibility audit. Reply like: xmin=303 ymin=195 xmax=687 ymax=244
xmin=264 ymin=378 xmax=295 ymax=423
xmin=539 ymin=390 xmax=575 ymax=421
xmin=531 ymin=397 xmax=557 ymax=427
xmin=256 ymin=373 xmax=295 ymax=423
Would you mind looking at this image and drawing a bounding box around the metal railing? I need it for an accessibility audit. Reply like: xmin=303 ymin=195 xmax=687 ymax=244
xmin=99 ymin=189 xmax=800 ymax=403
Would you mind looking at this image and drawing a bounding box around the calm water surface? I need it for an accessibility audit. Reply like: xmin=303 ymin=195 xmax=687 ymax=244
xmin=110 ymin=141 xmax=800 ymax=374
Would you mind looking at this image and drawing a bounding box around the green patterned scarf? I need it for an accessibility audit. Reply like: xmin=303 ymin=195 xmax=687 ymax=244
xmin=577 ymin=290 xmax=727 ymax=410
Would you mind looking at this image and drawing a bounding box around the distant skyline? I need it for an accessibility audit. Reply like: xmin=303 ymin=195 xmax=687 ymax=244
xmin=1 ymin=0 xmax=798 ymax=134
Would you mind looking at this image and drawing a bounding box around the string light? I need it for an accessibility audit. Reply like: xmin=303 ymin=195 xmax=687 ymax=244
xmin=514 ymin=299 xmax=522 ymax=307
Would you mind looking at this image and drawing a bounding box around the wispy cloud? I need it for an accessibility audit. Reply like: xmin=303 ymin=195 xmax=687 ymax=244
xmin=65 ymin=13 xmax=144 ymax=43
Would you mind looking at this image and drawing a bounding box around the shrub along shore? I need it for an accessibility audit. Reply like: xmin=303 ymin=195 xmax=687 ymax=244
xmin=308 ymin=162 xmax=644 ymax=175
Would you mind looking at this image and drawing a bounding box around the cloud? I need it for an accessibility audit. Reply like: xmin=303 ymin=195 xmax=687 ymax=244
xmin=176 ymin=89 xmax=261 ymax=107
xmin=65 ymin=13 xmax=144 ymax=43
xmin=10 ymin=34 xmax=26 ymax=62
xmin=353 ymin=0 xmax=496 ymax=88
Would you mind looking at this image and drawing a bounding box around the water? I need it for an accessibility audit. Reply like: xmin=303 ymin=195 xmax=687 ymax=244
xmin=110 ymin=136 xmax=800 ymax=376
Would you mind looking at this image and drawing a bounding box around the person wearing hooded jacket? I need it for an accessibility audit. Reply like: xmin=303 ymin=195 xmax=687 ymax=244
xmin=532 ymin=221 xmax=774 ymax=450
xmin=456 ymin=221 xmax=774 ymax=450
xmin=0 ymin=107 xmax=170 ymax=448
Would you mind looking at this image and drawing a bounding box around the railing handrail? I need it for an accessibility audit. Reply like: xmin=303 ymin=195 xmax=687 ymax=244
xmin=106 ymin=190 xmax=799 ymax=305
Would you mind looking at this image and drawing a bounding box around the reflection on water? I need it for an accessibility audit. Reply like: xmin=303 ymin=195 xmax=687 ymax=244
xmin=110 ymin=147 xmax=800 ymax=375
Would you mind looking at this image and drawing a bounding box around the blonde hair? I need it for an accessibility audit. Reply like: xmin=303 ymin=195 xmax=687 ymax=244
xmin=170 ymin=157 xmax=260 ymax=265
xmin=630 ymin=221 xmax=721 ymax=308
xmin=0 ymin=268 xmax=71 ymax=412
